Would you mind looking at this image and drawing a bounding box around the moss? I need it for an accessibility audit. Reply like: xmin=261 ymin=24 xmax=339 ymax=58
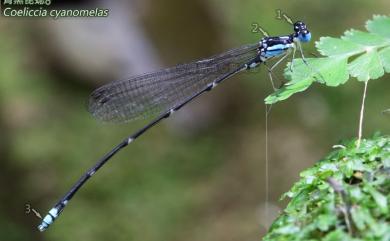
xmin=263 ymin=134 xmax=390 ymax=241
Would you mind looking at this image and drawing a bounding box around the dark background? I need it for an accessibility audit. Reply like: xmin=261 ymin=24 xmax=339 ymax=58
xmin=0 ymin=0 xmax=389 ymax=241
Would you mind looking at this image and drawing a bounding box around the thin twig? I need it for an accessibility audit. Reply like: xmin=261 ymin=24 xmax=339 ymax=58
xmin=265 ymin=104 xmax=273 ymax=225
xmin=357 ymin=81 xmax=368 ymax=148
xmin=327 ymin=178 xmax=354 ymax=236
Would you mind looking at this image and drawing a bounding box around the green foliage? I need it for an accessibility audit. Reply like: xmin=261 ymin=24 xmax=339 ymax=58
xmin=265 ymin=15 xmax=390 ymax=104
xmin=263 ymin=135 xmax=390 ymax=241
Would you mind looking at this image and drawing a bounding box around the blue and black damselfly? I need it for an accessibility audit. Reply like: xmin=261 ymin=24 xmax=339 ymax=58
xmin=38 ymin=21 xmax=312 ymax=231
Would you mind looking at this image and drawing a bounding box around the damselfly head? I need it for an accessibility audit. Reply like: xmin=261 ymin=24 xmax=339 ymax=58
xmin=293 ymin=21 xmax=311 ymax=42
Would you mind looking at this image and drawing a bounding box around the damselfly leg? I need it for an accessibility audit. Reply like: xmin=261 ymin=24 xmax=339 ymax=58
xmin=264 ymin=48 xmax=292 ymax=89
xmin=289 ymin=45 xmax=297 ymax=72
xmin=297 ymin=40 xmax=310 ymax=66
xmin=296 ymin=40 xmax=326 ymax=82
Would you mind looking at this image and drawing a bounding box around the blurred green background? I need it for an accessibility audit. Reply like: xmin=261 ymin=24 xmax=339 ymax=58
xmin=0 ymin=0 xmax=389 ymax=241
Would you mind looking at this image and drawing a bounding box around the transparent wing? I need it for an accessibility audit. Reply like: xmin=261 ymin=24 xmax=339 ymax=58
xmin=88 ymin=43 xmax=259 ymax=123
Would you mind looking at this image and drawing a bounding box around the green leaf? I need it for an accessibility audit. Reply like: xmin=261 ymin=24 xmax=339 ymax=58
xmin=272 ymin=225 xmax=300 ymax=235
xmin=349 ymin=186 xmax=363 ymax=202
xmin=264 ymin=77 xmax=313 ymax=104
xmin=365 ymin=183 xmax=388 ymax=214
xmin=265 ymin=15 xmax=390 ymax=104
xmin=284 ymin=58 xmax=320 ymax=84
xmin=316 ymin=37 xmax=364 ymax=57
xmin=264 ymin=56 xmax=349 ymax=104
xmin=348 ymin=50 xmax=384 ymax=81
xmin=340 ymin=160 xmax=354 ymax=177
xmin=379 ymin=46 xmax=390 ymax=72
xmin=342 ymin=29 xmax=389 ymax=47
xmin=366 ymin=15 xmax=390 ymax=39
xmin=351 ymin=206 xmax=374 ymax=231
xmin=316 ymin=214 xmax=336 ymax=231
xmin=313 ymin=57 xmax=349 ymax=86
xmin=323 ymin=229 xmax=351 ymax=241
xmin=384 ymin=157 xmax=390 ymax=168
xmin=287 ymin=57 xmax=349 ymax=86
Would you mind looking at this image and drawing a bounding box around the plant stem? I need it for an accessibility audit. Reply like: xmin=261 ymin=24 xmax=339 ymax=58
xmin=327 ymin=178 xmax=354 ymax=236
xmin=357 ymin=81 xmax=368 ymax=148
xmin=265 ymin=104 xmax=272 ymax=225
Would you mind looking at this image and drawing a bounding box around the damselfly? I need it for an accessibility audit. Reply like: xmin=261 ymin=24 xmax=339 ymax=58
xmin=38 ymin=21 xmax=312 ymax=231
